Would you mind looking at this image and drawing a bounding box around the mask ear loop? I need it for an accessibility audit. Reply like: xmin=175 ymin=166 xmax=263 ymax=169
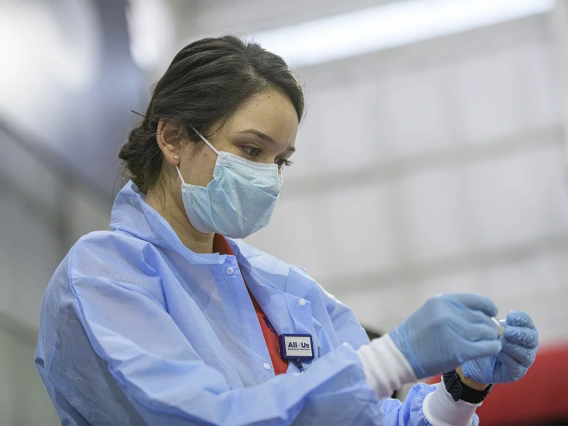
xmin=176 ymin=127 xmax=219 ymax=185
xmin=175 ymin=165 xmax=186 ymax=184
xmin=191 ymin=126 xmax=219 ymax=156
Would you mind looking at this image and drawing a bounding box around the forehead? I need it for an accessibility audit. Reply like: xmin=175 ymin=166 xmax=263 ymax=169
xmin=223 ymin=89 xmax=299 ymax=148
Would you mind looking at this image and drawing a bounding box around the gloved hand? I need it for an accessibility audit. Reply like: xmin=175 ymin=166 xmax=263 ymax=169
xmin=389 ymin=293 xmax=502 ymax=379
xmin=462 ymin=310 xmax=538 ymax=384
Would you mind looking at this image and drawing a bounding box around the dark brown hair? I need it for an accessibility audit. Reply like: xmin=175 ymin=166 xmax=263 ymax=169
xmin=119 ymin=35 xmax=305 ymax=194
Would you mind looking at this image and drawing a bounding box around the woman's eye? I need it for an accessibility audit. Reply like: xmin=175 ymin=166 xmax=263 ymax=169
xmin=242 ymin=146 xmax=262 ymax=157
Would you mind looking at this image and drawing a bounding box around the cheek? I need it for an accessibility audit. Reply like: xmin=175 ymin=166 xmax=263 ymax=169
xmin=182 ymin=148 xmax=217 ymax=187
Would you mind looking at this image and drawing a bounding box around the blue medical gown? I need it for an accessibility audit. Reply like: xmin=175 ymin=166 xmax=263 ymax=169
xmin=35 ymin=181 xmax=476 ymax=425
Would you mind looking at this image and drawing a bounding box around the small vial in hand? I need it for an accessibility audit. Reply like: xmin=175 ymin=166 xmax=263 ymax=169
xmin=491 ymin=317 xmax=506 ymax=337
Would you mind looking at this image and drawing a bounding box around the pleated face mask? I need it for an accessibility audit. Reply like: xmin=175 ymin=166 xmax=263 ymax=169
xmin=175 ymin=127 xmax=283 ymax=239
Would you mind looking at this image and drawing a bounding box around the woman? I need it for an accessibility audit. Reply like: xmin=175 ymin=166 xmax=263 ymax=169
xmin=35 ymin=36 xmax=538 ymax=425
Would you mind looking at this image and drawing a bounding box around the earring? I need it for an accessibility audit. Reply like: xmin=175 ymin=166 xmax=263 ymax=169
xmin=173 ymin=155 xmax=179 ymax=161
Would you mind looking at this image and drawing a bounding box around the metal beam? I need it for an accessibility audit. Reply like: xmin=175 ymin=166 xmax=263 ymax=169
xmin=0 ymin=118 xmax=113 ymax=207
xmin=285 ymin=125 xmax=563 ymax=198
xmin=325 ymin=231 xmax=568 ymax=295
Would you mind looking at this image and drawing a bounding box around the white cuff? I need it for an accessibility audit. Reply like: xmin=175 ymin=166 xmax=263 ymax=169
xmin=356 ymin=334 xmax=417 ymax=399
xmin=422 ymin=381 xmax=481 ymax=426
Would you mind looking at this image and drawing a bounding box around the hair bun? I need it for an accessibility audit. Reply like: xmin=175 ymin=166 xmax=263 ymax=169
xmin=119 ymin=126 xmax=152 ymax=192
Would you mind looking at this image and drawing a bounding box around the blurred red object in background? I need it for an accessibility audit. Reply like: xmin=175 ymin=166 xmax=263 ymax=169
xmin=425 ymin=342 xmax=568 ymax=425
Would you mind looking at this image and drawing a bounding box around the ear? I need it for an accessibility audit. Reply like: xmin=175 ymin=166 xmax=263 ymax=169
xmin=156 ymin=119 xmax=184 ymax=166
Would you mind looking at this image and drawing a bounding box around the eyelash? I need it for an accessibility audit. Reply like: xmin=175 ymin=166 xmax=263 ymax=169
xmin=241 ymin=146 xmax=294 ymax=169
xmin=278 ymin=159 xmax=294 ymax=169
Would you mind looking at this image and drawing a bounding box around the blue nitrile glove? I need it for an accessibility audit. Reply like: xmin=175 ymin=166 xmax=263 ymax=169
xmin=389 ymin=293 xmax=502 ymax=379
xmin=462 ymin=310 xmax=538 ymax=384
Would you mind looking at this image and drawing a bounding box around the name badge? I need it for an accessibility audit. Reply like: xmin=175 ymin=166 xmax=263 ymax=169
xmin=279 ymin=334 xmax=314 ymax=360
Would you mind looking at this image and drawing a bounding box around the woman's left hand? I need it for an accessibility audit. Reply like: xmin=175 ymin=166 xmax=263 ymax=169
xmin=462 ymin=310 xmax=539 ymax=384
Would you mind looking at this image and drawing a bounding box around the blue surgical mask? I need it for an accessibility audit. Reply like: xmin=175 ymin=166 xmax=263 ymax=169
xmin=176 ymin=127 xmax=283 ymax=239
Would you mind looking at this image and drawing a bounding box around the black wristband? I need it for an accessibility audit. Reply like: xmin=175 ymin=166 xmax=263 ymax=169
xmin=442 ymin=370 xmax=493 ymax=404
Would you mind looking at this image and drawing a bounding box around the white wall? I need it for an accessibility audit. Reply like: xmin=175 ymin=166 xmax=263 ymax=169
xmin=246 ymin=14 xmax=568 ymax=343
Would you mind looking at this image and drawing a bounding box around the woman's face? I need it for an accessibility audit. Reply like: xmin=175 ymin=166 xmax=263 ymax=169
xmin=178 ymin=88 xmax=299 ymax=189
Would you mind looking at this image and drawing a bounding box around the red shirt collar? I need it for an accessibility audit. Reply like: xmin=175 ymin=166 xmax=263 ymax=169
xmin=213 ymin=234 xmax=235 ymax=256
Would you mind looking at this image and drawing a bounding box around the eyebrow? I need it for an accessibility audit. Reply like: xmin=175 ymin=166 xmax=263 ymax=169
xmin=238 ymin=129 xmax=296 ymax=152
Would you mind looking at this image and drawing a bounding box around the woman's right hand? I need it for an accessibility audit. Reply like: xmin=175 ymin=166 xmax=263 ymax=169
xmin=388 ymin=293 xmax=502 ymax=379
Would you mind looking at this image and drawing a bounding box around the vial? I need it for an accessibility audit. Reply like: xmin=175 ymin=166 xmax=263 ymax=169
xmin=491 ymin=317 xmax=506 ymax=337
